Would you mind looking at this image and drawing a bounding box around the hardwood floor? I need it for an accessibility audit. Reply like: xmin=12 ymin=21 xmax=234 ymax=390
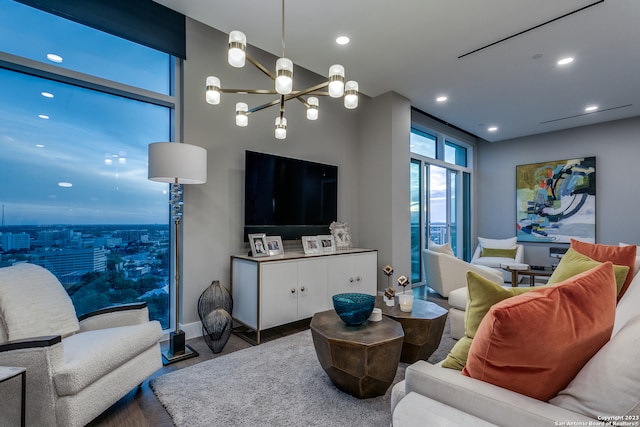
xmin=89 ymin=285 xmax=446 ymax=426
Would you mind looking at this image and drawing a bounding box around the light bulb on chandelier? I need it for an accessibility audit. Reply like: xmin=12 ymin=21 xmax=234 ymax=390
xmin=203 ymin=0 xmax=358 ymax=139
xmin=275 ymin=116 xmax=287 ymax=139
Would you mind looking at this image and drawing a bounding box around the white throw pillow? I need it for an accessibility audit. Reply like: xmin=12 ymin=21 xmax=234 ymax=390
xmin=613 ymin=268 xmax=640 ymax=336
xmin=478 ymin=236 xmax=517 ymax=249
xmin=619 ymin=243 xmax=640 ymax=277
xmin=550 ymin=314 xmax=640 ymax=418
xmin=428 ymin=240 xmax=454 ymax=256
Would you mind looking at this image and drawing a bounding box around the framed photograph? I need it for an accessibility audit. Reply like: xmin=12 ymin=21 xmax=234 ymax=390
xmin=318 ymin=235 xmax=336 ymax=253
xmin=302 ymin=236 xmax=322 ymax=255
xmin=329 ymin=221 xmax=352 ymax=250
xmin=248 ymin=233 xmax=269 ymax=257
xmin=516 ymin=156 xmax=596 ymax=243
xmin=265 ymin=236 xmax=284 ymax=256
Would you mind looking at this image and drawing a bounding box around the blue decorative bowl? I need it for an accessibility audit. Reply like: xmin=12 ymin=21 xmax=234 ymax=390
xmin=332 ymin=293 xmax=376 ymax=326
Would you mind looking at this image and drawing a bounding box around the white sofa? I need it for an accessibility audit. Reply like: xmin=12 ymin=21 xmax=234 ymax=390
xmin=391 ymin=262 xmax=640 ymax=426
xmin=424 ymin=248 xmax=504 ymax=298
xmin=0 ymin=264 xmax=163 ymax=427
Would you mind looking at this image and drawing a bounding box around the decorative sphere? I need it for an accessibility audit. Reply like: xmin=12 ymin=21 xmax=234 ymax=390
xmin=332 ymin=293 xmax=376 ymax=326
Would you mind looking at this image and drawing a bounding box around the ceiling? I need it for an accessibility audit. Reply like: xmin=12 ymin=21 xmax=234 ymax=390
xmin=153 ymin=0 xmax=640 ymax=142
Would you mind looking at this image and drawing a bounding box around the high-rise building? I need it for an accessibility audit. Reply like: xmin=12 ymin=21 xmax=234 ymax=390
xmin=31 ymin=247 xmax=107 ymax=279
xmin=0 ymin=232 xmax=31 ymax=251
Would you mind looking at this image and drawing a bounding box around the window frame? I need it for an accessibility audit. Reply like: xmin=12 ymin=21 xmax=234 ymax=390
xmin=0 ymin=27 xmax=180 ymax=331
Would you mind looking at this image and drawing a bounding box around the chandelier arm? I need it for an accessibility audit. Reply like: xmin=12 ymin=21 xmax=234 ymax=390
xmin=220 ymin=89 xmax=280 ymax=95
xmin=246 ymin=54 xmax=276 ymax=80
xmin=248 ymin=98 xmax=284 ymax=114
xmin=291 ymin=81 xmax=331 ymax=107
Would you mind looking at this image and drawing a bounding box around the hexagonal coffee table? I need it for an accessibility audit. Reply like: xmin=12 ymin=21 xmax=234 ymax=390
xmin=376 ymin=296 xmax=448 ymax=363
xmin=310 ymin=309 xmax=404 ymax=399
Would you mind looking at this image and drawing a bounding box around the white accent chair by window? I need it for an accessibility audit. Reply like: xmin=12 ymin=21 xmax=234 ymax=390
xmin=424 ymin=242 xmax=505 ymax=298
xmin=470 ymin=236 xmax=524 ymax=284
xmin=0 ymin=263 xmax=163 ymax=427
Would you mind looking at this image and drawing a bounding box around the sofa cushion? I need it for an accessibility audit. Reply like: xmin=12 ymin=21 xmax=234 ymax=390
xmin=478 ymin=236 xmax=517 ymax=249
xmin=0 ymin=263 xmax=79 ymax=343
xmin=547 ymin=248 xmax=629 ymax=295
xmin=441 ymin=272 xmax=535 ymax=370
xmin=428 ymin=240 xmax=454 ymax=256
xmin=480 ymin=247 xmax=518 ymax=258
xmin=549 ymin=314 xmax=640 ymax=418
xmin=571 ymin=239 xmax=636 ymax=300
xmin=462 ymin=262 xmax=617 ymax=401
xmin=54 ymin=320 xmax=162 ymax=396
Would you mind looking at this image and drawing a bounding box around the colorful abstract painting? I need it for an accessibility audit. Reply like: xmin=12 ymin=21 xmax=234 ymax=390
xmin=516 ymin=156 xmax=596 ymax=243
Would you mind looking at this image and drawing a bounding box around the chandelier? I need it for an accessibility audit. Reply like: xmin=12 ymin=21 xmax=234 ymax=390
xmin=204 ymin=0 xmax=358 ymax=140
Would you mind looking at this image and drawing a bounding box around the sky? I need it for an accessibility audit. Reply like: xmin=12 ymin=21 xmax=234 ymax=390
xmin=0 ymin=0 xmax=173 ymax=225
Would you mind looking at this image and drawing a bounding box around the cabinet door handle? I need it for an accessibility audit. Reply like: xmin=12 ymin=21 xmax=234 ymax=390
xmin=300 ymin=286 xmax=306 ymax=293
xmin=290 ymin=288 xmax=296 ymax=294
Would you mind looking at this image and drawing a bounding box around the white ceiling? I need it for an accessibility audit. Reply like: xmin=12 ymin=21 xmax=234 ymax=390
xmin=153 ymin=0 xmax=640 ymax=142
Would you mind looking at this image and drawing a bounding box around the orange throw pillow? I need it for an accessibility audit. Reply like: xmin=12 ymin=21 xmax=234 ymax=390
xmin=462 ymin=262 xmax=617 ymax=401
xmin=571 ymin=239 xmax=636 ymax=301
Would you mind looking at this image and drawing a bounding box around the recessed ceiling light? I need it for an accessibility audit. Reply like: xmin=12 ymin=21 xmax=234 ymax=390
xmin=557 ymin=57 xmax=574 ymax=66
xmin=336 ymin=36 xmax=350 ymax=45
xmin=585 ymin=105 xmax=598 ymax=112
xmin=41 ymin=91 xmax=54 ymax=98
xmin=436 ymin=96 xmax=448 ymax=102
xmin=488 ymin=126 xmax=498 ymax=132
xmin=58 ymin=182 xmax=73 ymax=188
xmin=46 ymin=53 xmax=63 ymax=63
xmin=38 ymin=114 xmax=49 ymax=119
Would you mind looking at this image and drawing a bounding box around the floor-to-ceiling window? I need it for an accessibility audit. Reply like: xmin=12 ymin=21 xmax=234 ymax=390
xmin=0 ymin=0 xmax=178 ymax=328
xmin=410 ymin=111 xmax=475 ymax=287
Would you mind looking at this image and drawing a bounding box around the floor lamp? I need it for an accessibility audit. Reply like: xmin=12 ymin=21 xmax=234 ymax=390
xmin=148 ymin=142 xmax=207 ymax=365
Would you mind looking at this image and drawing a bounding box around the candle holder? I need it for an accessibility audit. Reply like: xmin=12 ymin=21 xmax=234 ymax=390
xmin=397 ymin=275 xmax=413 ymax=312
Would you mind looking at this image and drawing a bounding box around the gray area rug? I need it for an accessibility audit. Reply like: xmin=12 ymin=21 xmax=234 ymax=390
xmin=151 ymin=319 xmax=454 ymax=427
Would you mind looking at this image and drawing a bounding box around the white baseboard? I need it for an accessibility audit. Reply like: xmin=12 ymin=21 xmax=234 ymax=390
xmin=159 ymin=320 xmax=202 ymax=342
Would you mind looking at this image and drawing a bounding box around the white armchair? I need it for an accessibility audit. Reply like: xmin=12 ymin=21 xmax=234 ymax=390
xmin=0 ymin=263 xmax=163 ymax=427
xmin=470 ymin=238 xmax=525 ymax=283
xmin=423 ymin=248 xmax=504 ymax=298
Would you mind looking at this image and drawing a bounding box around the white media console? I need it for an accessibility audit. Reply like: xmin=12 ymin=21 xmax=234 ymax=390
xmin=230 ymin=248 xmax=378 ymax=344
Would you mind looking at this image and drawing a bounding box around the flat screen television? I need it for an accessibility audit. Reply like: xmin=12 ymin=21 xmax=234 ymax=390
xmin=244 ymin=150 xmax=337 ymax=241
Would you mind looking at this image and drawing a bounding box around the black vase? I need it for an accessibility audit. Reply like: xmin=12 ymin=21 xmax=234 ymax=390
xmin=198 ymin=280 xmax=233 ymax=353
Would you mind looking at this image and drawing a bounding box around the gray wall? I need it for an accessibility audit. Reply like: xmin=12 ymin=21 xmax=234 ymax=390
xmin=476 ymin=116 xmax=640 ymax=267
xmin=178 ymin=19 xmax=409 ymax=327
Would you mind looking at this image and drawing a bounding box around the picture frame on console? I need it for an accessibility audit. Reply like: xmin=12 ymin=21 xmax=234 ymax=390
xmin=265 ymin=236 xmax=284 ymax=256
xmin=330 ymin=221 xmax=352 ymax=250
xmin=249 ymin=233 xmax=269 ymax=257
xmin=302 ymin=236 xmax=322 ymax=255
xmin=318 ymin=235 xmax=336 ymax=253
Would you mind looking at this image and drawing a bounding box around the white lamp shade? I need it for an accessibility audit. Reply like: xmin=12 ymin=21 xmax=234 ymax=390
xmin=328 ymin=64 xmax=345 ymax=98
xmin=205 ymin=76 xmax=221 ymax=105
xmin=275 ymin=58 xmax=293 ymax=94
xmin=306 ymin=97 xmax=319 ymax=120
xmin=275 ymin=116 xmax=287 ymax=140
xmin=148 ymin=142 xmax=207 ymax=184
xmin=344 ymin=80 xmax=359 ymax=109
xmin=228 ymin=31 xmax=247 ymax=68
xmin=236 ymin=102 xmax=248 ymax=126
